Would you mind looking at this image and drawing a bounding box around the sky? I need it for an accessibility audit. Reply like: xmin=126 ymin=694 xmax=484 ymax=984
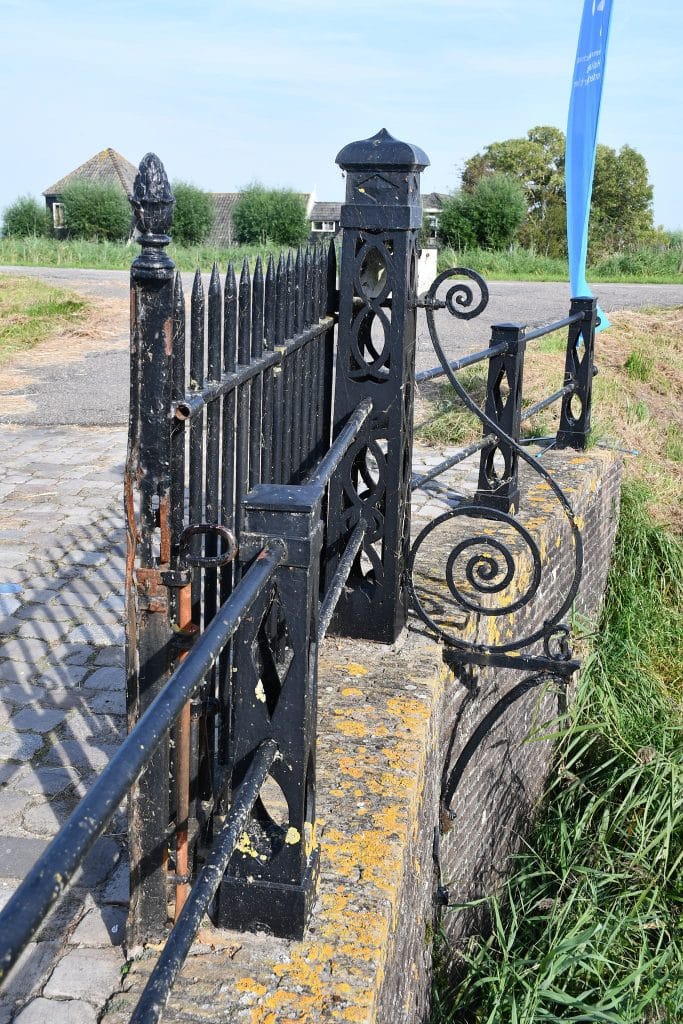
xmin=0 ymin=0 xmax=681 ymax=228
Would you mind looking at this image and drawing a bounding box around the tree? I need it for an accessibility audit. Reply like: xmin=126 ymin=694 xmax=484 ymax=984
xmin=233 ymin=184 xmax=309 ymax=247
xmin=471 ymin=174 xmax=526 ymax=249
xmin=171 ymin=181 xmax=215 ymax=245
xmin=2 ymin=195 xmax=50 ymax=238
xmin=439 ymin=174 xmax=526 ymax=250
xmin=61 ymin=180 xmax=131 ymax=241
xmin=461 ymin=126 xmax=654 ymax=257
xmin=438 ymin=191 xmax=477 ymax=249
xmin=589 ymin=145 xmax=654 ymax=254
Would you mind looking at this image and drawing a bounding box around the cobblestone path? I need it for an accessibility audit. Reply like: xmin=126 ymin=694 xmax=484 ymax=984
xmin=0 ymin=425 xmax=128 ymax=1024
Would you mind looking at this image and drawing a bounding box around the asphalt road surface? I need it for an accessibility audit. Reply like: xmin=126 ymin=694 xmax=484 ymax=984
xmin=2 ymin=265 xmax=682 ymax=428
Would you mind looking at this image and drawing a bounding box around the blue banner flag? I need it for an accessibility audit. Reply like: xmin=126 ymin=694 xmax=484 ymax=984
xmin=566 ymin=0 xmax=614 ymax=330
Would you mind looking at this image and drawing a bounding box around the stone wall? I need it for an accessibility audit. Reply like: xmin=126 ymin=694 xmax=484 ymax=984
xmin=101 ymin=448 xmax=621 ymax=1024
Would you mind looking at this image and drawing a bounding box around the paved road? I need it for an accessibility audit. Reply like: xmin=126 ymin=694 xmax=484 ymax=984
xmin=1 ymin=266 xmax=682 ymax=427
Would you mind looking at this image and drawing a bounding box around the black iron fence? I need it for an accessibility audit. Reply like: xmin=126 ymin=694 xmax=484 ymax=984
xmin=0 ymin=129 xmax=597 ymax=1024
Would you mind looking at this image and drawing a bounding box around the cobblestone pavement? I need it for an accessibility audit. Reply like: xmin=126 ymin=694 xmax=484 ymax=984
xmin=0 ymin=412 xmax=483 ymax=1021
xmin=0 ymin=424 xmax=128 ymax=1023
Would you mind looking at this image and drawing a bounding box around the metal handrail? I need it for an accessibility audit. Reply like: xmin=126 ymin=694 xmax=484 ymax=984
xmin=0 ymin=542 xmax=285 ymax=986
xmin=129 ymin=738 xmax=279 ymax=1024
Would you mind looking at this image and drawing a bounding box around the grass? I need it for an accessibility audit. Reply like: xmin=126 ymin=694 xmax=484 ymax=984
xmin=432 ymin=481 xmax=683 ymax=1023
xmin=437 ymin=245 xmax=683 ymax=283
xmin=0 ymin=235 xmax=304 ymax=273
xmin=0 ymin=236 xmax=681 ymax=283
xmin=0 ymin=275 xmax=87 ymax=365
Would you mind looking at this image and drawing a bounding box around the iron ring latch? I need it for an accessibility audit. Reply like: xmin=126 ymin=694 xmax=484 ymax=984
xmin=179 ymin=524 xmax=238 ymax=569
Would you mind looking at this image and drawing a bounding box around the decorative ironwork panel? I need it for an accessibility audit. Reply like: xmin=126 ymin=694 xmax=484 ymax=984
xmin=411 ymin=269 xmax=598 ymax=679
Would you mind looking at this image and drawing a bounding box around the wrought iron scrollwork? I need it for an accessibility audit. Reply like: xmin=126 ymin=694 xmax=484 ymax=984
xmin=410 ymin=268 xmax=583 ymax=677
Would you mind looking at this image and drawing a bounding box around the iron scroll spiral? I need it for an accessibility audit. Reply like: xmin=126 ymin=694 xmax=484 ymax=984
xmin=410 ymin=268 xmax=583 ymax=668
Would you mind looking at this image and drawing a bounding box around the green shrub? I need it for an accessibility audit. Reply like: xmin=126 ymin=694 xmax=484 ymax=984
xmin=61 ymin=180 xmax=131 ymax=241
xmin=2 ymin=195 xmax=50 ymax=238
xmin=472 ymin=174 xmax=527 ymax=249
xmin=170 ymin=181 xmax=215 ymax=245
xmin=439 ymin=175 xmax=527 ymax=251
xmin=233 ymin=183 xmax=309 ymax=247
xmin=438 ymin=193 xmax=478 ymax=249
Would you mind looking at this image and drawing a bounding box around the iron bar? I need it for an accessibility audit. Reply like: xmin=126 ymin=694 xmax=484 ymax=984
xmin=129 ymin=738 xmax=278 ymax=1024
xmin=261 ymin=255 xmax=276 ymax=484
xmin=520 ymin=382 xmax=576 ymax=422
xmin=170 ymin=274 xmax=186 ymax=551
xmin=317 ymin=521 xmax=366 ymax=643
xmin=291 ymin=248 xmax=304 ymax=479
xmin=415 ymin=340 xmax=508 ymax=385
xmin=189 ymin=270 xmax=205 ymax=623
xmin=523 ymin=310 xmax=584 ymax=343
xmin=174 ymin=582 xmax=194 ymax=920
xmin=0 ymin=544 xmax=285 ymax=984
xmin=410 ymin=433 xmax=496 ymax=491
xmin=205 ymin=264 xmax=222 ymax=628
xmin=306 ymin=398 xmax=373 ymax=490
xmin=220 ymin=261 xmax=238 ymax=606
xmin=249 ymin=257 xmax=264 ymax=488
xmin=272 ymin=254 xmax=287 ymax=484
xmin=282 ymin=252 xmax=296 ymax=483
xmin=235 ymin=260 xmax=251 ymax=534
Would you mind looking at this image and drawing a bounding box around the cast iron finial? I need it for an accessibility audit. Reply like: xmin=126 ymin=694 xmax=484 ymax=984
xmin=336 ymin=129 xmax=429 ymax=172
xmin=130 ymin=153 xmax=175 ymax=238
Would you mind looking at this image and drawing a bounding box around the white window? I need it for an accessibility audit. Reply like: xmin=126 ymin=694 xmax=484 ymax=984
xmin=52 ymin=202 xmax=65 ymax=228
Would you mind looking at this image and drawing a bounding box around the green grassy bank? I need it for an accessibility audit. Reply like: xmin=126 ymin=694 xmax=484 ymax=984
xmin=430 ymin=307 xmax=682 ymax=1023
xmin=437 ymin=245 xmax=683 ymax=283
xmin=1 ymin=236 xmax=682 ymax=283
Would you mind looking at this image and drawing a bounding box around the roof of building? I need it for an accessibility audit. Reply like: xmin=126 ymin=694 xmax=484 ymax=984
xmin=43 ymin=149 xmax=138 ymax=197
xmin=206 ymin=192 xmax=316 ymax=247
xmin=204 ymin=193 xmax=241 ymax=246
xmin=310 ymin=201 xmax=342 ymax=221
xmin=421 ymin=192 xmax=449 ymax=211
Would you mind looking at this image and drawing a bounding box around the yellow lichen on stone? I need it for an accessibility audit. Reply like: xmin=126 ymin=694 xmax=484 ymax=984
xmin=341 ymin=687 xmax=363 ymax=697
xmin=235 ymin=977 xmax=267 ymax=998
xmin=342 ymin=1006 xmax=371 ymax=1022
xmin=345 ymin=662 xmax=369 ymax=677
xmin=372 ymin=804 xmax=405 ymax=834
xmin=336 ymin=719 xmax=367 ymax=738
xmin=338 ymin=756 xmax=364 ymax=779
xmin=285 ymin=826 xmax=301 ymax=845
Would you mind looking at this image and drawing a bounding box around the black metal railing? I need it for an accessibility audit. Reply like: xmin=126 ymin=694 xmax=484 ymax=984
xmin=0 ymin=131 xmax=599 ymax=1023
xmin=409 ymin=268 xmax=597 ymax=677
xmin=0 ymin=546 xmax=283 ymax=999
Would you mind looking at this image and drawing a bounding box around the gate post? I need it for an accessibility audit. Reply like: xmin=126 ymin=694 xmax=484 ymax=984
xmin=556 ymin=296 xmax=598 ymax=449
xmin=216 ymin=484 xmax=323 ymax=938
xmin=125 ymin=154 xmax=176 ymax=945
xmin=326 ymin=129 xmax=428 ymax=643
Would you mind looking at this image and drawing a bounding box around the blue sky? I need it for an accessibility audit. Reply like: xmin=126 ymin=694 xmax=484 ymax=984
xmin=1 ymin=0 xmax=681 ymax=228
